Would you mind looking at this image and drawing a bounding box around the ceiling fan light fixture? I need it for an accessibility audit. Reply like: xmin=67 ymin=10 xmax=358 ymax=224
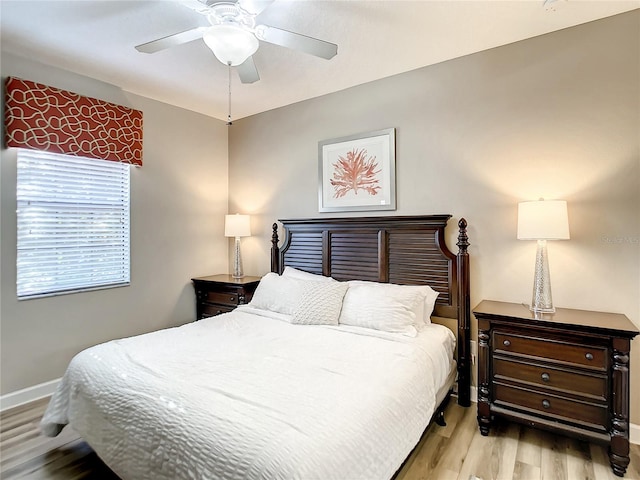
xmin=203 ymin=24 xmax=259 ymax=66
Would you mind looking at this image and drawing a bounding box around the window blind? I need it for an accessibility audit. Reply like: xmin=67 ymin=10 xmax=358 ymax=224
xmin=17 ymin=150 xmax=131 ymax=299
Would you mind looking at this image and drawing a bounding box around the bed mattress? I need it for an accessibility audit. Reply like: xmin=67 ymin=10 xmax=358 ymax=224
xmin=41 ymin=307 xmax=456 ymax=480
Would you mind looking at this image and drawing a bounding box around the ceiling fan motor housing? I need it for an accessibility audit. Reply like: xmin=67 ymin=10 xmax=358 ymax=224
xmin=207 ymin=2 xmax=256 ymax=30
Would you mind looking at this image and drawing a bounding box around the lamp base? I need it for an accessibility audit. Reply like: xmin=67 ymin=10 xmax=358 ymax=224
xmin=529 ymin=304 xmax=556 ymax=314
xmin=530 ymin=239 xmax=555 ymax=314
xmin=232 ymin=236 xmax=244 ymax=279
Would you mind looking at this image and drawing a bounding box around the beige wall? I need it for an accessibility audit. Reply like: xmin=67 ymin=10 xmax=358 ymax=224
xmin=228 ymin=12 xmax=640 ymax=421
xmin=0 ymin=53 xmax=230 ymax=394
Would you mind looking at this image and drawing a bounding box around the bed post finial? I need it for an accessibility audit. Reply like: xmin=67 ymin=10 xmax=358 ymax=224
xmin=271 ymin=223 xmax=280 ymax=273
xmin=457 ymin=218 xmax=469 ymax=253
xmin=456 ymin=217 xmax=471 ymax=407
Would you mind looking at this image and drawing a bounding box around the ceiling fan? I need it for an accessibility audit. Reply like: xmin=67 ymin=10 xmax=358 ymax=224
xmin=135 ymin=0 xmax=338 ymax=84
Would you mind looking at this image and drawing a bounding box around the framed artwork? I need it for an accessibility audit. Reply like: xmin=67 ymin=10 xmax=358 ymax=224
xmin=318 ymin=128 xmax=396 ymax=212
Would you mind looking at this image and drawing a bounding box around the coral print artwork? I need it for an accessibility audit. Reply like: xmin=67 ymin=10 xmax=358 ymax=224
xmin=318 ymin=128 xmax=396 ymax=212
xmin=330 ymin=148 xmax=381 ymax=198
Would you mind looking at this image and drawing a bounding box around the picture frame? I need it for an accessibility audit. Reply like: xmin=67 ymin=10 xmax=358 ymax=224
xmin=318 ymin=128 xmax=396 ymax=212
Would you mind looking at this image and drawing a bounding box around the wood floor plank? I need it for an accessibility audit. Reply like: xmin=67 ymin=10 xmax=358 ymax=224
xmin=456 ymin=419 xmax=519 ymax=480
xmin=426 ymin=403 xmax=478 ymax=478
xmin=1 ymin=409 xmax=47 ymax=439
xmin=456 ymin=427 xmax=498 ymax=480
xmin=540 ymin=431 xmax=569 ymax=480
xmin=565 ymin=436 xmax=596 ymax=480
xmin=3 ymin=438 xmax=91 ymax=479
xmin=628 ymin=444 xmax=640 ymax=480
xmin=400 ymin=426 xmax=448 ymax=480
xmin=436 ymin=401 xmax=466 ymax=439
xmin=493 ymin=421 xmax=520 ymax=480
xmin=513 ymin=460 xmax=542 ymax=480
xmin=516 ymin=425 xmax=544 ymax=469
xmin=1 ymin=426 xmax=82 ymax=472
xmin=0 ymin=399 xmax=49 ymax=429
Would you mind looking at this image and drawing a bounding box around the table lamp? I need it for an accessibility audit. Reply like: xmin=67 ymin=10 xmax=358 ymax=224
xmin=225 ymin=214 xmax=251 ymax=278
xmin=517 ymin=199 xmax=570 ymax=313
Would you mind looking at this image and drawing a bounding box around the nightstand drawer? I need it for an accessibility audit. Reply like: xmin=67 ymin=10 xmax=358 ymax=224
xmin=192 ymin=274 xmax=261 ymax=320
xmin=494 ymin=383 xmax=608 ymax=428
xmin=201 ymin=303 xmax=235 ymax=318
xmin=493 ymin=358 xmax=607 ymax=400
xmin=493 ymin=331 xmax=607 ymax=371
xmin=205 ymin=291 xmax=240 ymax=306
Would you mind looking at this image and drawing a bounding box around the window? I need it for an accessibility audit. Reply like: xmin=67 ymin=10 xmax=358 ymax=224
xmin=16 ymin=150 xmax=131 ymax=299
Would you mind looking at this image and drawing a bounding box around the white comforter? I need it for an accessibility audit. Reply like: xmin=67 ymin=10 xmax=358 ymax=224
xmin=41 ymin=307 xmax=455 ymax=480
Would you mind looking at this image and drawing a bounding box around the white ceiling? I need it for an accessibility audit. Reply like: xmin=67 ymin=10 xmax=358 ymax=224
xmin=1 ymin=1 xmax=637 ymax=121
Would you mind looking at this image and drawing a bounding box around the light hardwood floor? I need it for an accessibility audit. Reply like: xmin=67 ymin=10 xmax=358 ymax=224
xmin=1 ymin=397 xmax=639 ymax=480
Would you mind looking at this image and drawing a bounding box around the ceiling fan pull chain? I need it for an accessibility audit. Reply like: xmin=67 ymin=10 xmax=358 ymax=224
xmin=227 ymin=61 xmax=233 ymax=126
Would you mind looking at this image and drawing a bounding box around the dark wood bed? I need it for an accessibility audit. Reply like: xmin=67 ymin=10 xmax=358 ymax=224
xmin=40 ymin=214 xmax=472 ymax=480
xmin=269 ymin=214 xmax=471 ymax=407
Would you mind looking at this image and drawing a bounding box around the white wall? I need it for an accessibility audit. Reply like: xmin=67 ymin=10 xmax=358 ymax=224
xmin=228 ymin=12 xmax=640 ymax=421
xmin=0 ymin=53 xmax=230 ymax=394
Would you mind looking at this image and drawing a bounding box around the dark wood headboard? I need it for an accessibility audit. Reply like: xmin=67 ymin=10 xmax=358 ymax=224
xmin=270 ymin=215 xmax=471 ymax=407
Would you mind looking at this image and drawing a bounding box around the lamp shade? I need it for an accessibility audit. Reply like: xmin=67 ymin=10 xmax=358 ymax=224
xmin=517 ymin=200 xmax=570 ymax=240
xmin=203 ymin=25 xmax=259 ymax=66
xmin=225 ymin=214 xmax=251 ymax=238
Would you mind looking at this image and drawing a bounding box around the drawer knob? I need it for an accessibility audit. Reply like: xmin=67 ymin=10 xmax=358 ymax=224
xmin=503 ymin=340 xmax=511 ymax=347
xmin=585 ymin=353 xmax=594 ymax=361
xmin=541 ymin=373 xmax=550 ymax=382
xmin=230 ymin=296 xmax=236 ymax=302
xmin=542 ymin=399 xmax=551 ymax=409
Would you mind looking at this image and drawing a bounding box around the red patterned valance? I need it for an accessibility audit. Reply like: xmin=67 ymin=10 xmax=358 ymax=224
xmin=4 ymin=77 xmax=143 ymax=166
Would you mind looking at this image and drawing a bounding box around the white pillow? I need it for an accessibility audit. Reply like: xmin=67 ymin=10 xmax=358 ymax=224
xmin=282 ymin=266 xmax=335 ymax=283
xmin=339 ymin=283 xmax=425 ymax=337
xmin=346 ymin=280 xmax=439 ymax=326
xmin=422 ymin=286 xmax=439 ymax=324
xmin=249 ymin=272 xmax=307 ymax=315
xmin=292 ymin=281 xmax=348 ymax=326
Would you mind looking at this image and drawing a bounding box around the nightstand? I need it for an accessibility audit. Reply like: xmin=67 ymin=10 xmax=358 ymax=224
xmin=473 ymin=300 xmax=638 ymax=477
xmin=191 ymin=274 xmax=261 ymax=320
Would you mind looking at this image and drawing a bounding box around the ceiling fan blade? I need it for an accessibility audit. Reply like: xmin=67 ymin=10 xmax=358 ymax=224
xmin=237 ymin=56 xmax=260 ymax=84
xmin=255 ymin=25 xmax=337 ymax=60
xmin=179 ymin=0 xmax=214 ymax=15
xmin=135 ymin=27 xmax=207 ymax=54
xmin=238 ymin=0 xmax=275 ymax=15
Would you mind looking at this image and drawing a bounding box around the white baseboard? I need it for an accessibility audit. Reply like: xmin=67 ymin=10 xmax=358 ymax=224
xmin=631 ymin=423 xmax=640 ymax=445
xmin=0 ymin=378 xmax=60 ymax=412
